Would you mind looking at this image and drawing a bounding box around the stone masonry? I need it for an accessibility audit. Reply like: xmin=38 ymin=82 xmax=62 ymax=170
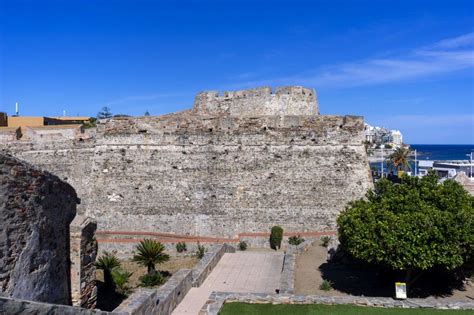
xmin=70 ymin=215 xmax=98 ymax=309
xmin=1 ymin=86 xmax=372 ymax=240
xmin=0 ymin=153 xmax=78 ymax=304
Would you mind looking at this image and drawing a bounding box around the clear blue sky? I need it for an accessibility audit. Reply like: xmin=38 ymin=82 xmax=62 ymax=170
xmin=1 ymin=0 xmax=473 ymax=144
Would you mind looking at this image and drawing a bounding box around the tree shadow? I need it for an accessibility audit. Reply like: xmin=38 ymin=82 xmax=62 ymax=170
xmin=319 ymin=252 xmax=467 ymax=298
xmin=95 ymin=280 xmax=127 ymax=311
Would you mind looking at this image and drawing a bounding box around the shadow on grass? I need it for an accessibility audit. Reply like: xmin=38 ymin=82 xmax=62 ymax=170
xmin=319 ymin=253 xmax=467 ymax=298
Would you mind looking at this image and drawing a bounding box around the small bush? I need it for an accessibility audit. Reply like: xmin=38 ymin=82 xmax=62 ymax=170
xmin=176 ymin=242 xmax=187 ymax=253
xmin=139 ymin=271 xmax=165 ymax=287
xmin=196 ymin=243 xmax=206 ymax=259
xmin=319 ymin=279 xmax=333 ymax=291
xmin=111 ymin=267 xmax=132 ymax=295
xmin=95 ymin=251 xmax=121 ymax=289
xmin=288 ymin=235 xmax=305 ymax=246
xmin=270 ymin=226 xmax=284 ymax=250
xmin=320 ymin=236 xmax=330 ymax=247
xmin=238 ymin=241 xmax=248 ymax=251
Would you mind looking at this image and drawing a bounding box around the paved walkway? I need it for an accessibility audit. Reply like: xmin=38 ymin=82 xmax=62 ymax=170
xmin=172 ymin=251 xmax=284 ymax=315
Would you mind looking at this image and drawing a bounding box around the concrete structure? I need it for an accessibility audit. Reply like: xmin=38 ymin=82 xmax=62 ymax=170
xmin=1 ymin=86 xmax=372 ymax=246
xmin=0 ymin=153 xmax=78 ymax=305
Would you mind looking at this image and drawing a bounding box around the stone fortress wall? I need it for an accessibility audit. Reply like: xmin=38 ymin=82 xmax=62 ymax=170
xmin=1 ymin=86 xmax=372 ymax=240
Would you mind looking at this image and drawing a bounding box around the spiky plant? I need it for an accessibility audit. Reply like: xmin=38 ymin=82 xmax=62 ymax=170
xmin=132 ymin=239 xmax=170 ymax=274
xmin=95 ymin=251 xmax=121 ymax=288
xmin=111 ymin=267 xmax=133 ymax=295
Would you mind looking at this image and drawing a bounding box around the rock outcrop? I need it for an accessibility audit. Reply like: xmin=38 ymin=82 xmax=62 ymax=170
xmin=0 ymin=153 xmax=77 ymax=304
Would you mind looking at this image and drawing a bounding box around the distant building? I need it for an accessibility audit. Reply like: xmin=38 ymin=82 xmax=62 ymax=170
xmin=418 ymin=160 xmax=473 ymax=178
xmin=364 ymin=123 xmax=403 ymax=148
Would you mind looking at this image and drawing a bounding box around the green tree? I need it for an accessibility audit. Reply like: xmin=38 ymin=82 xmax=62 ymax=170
xmin=132 ymin=239 xmax=170 ymax=275
xmin=111 ymin=267 xmax=132 ymax=295
xmin=95 ymin=252 xmax=121 ymax=288
xmin=337 ymin=173 xmax=473 ymax=290
xmin=270 ymin=226 xmax=284 ymax=250
xmin=387 ymin=146 xmax=412 ymax=172
xmin=97 ymin=106 xmax=113 ymax=119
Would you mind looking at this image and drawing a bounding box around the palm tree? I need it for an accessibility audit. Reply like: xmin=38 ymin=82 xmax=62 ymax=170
xmin=95 ymin=252 xmax=121 ymax=288
xmin=387 ymin=146 xmax=412 ymax=172
xmin=132 ymin=239 xmax=170 ymax=274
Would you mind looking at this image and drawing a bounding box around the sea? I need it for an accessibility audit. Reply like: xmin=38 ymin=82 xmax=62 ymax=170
xmin=410 ymin=144 xmax=474 ymax=161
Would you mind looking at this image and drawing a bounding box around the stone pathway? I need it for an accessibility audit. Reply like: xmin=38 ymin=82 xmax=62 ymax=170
xmin=172 ymin=251 xmax=284 ymax=315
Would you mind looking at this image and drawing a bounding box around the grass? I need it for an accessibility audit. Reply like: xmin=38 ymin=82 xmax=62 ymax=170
xmin=219 ymin=303 xmax=472 ymax=315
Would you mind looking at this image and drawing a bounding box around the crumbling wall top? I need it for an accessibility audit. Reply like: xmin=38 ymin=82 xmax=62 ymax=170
xmin=193 ymin=86 xmax=319 ymax=117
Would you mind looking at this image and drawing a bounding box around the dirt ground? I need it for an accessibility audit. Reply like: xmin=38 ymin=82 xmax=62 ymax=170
xmin=295 ymin=242 xmax=474 ymax=301
xmin=120 ymin=255 xmax=198 ymax=288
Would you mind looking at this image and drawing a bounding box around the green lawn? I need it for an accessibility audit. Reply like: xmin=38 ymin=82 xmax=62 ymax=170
xmin=219 ymin=303 xmax=472 ymax=315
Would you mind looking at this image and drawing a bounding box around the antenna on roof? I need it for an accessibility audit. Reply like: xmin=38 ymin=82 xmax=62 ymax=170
xmin=15 ymin=102 xmax=19 ymax=116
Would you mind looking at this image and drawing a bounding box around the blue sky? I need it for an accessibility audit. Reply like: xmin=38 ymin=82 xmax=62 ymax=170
xmin=1 ymin=0 xmax=473 ymax=144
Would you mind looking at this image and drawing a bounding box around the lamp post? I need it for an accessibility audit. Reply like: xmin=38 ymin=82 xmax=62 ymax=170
xmin=381 ymin=146 xmax=384 ymax=178
xmin=467 ymin=152 xmax=473 ymax=179
xmin=414 ymin=149 xmax=417 ymax=177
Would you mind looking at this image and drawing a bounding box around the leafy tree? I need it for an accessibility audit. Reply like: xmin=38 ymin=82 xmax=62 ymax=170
xmin=132 ymin=239 xmax=170 ymax=275
xmin=270 ymin=226 xmax=284 ymax=250
xmin=95 ymin=252 xmax=121 ymax=288
xmin=387 ymin=146 xmax=412 ymax=171
xmin=337 ymin=173 xmax=473 ymax=289
xmin=97 ymin=106 xmax=113 ymax=119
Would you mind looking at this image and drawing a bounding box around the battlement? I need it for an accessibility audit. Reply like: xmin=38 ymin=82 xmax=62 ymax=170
xmin=193 ymin=86 xmax=319 ymax=117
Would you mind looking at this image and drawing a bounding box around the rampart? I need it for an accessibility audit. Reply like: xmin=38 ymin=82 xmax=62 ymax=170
xmin=1 ymin=86 xmax=372 ymax=243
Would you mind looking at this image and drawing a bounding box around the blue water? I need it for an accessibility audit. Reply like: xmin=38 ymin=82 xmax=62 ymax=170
xmin=411 ymin=144 xmax=474 ymax=161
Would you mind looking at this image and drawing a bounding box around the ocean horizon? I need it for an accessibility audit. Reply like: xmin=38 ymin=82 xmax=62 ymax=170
xmin=409 ymin=144 xmax=473 ymax=161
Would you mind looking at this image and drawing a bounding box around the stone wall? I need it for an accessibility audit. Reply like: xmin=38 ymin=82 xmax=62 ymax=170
xmin=193 ymin=86 xmax=319 ymax=116
xmin=70 ymin=215 xmax=98 ymax=309
xmin=114 ymin=269 xmax=193 ymax=315
xmin=0 ymin=153 xmax=78 ymax=304
xmin=192 ymin=244 xmax=236 ymax=287
xmin=1 ymin=86 xmax=372 ymax=242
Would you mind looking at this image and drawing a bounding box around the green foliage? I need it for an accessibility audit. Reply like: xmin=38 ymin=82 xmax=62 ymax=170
xmin=196 ymin=243 xmax=206 ymax=259
xmin=95 ymin=251 xmax=121 ymax=288
xmin=320 ymin=236 xmax=331 ymax=247
xmin=139 ymin=271 xmax=165 ymax=287
xmin=270 ymin=226 xmax=284 ymax=250
xmin=176 ymin=242 xmax=187 ymax=253
xmin=111 ymin=267 xmax=132 ymax=295
xmin=132 ymin=239 xmax=170 ymax=274
xmin=288 ymin=235 xmax=305 ymax=246
xmin=337 ymin=173 xmax=474 ymax=273
xmin=385 ymin=144 xmax=393 ymax=149
xmin=238 ymin=241 xmax=248 ymax=251
xmin=319 ymin=279 xmax=333 ymax=291
xmin=387 ymin=146 xmax=412 ymax=171
xmin=97 ymin=106 xmax=113 ymax=119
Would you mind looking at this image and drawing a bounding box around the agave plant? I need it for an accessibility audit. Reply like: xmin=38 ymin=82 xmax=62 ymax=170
xmin=132 ymin=239 xmax=170 ymax=274
xmin=95 ymin=251 xmax=121 ymax=288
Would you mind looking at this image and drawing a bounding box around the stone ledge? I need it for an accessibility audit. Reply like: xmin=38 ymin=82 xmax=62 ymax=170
xmin=279 ymin=247 xmax=295 ymax=294
xmin=192 ymin=244 xmax=236 ymax=287
xmin=113 ymin=269 xmax=193 ymax=315
xmin=199 ymin=292 xmax=474 ymax=315
xmin=0 ymin=296 xmax=110 ymax=315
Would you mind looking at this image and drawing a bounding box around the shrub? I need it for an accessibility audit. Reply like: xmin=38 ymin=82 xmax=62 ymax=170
xmin=111 ymin=267 xmax=132 ymax=295
xmin=238 ymin=241 xmax=248 ymax=251
xmin=176 ymin=242 xmax=187 ymax=253
xmin=139 ymin=271 xmax=165 ymax=287
xmin=196 ymin=243 xmax=206 ymax=259
xmin=95 ymin=251 xmax=121 ymax=289
xmin=319 ymin=279 xmax=333 ymax=291
xmin=320 ymin=236 xmax=330 ymax=247
xmin=132 ymin=239 xmax=170 ymax=275
xmin=288 ymin=235 xmax=305 ymax=246
xmin=270 ymin=226 xmax=284 ymax=250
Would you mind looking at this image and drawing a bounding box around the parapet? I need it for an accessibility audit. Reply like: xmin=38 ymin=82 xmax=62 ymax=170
xmin=193 ymin=86 xmax=319 ymax=117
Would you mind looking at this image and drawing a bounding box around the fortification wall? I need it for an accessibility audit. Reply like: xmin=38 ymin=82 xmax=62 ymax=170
xmin=193 ymin=86 xmax=318 ymax=116
xmin=4 ymin=116 xmax=371 ymax=238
